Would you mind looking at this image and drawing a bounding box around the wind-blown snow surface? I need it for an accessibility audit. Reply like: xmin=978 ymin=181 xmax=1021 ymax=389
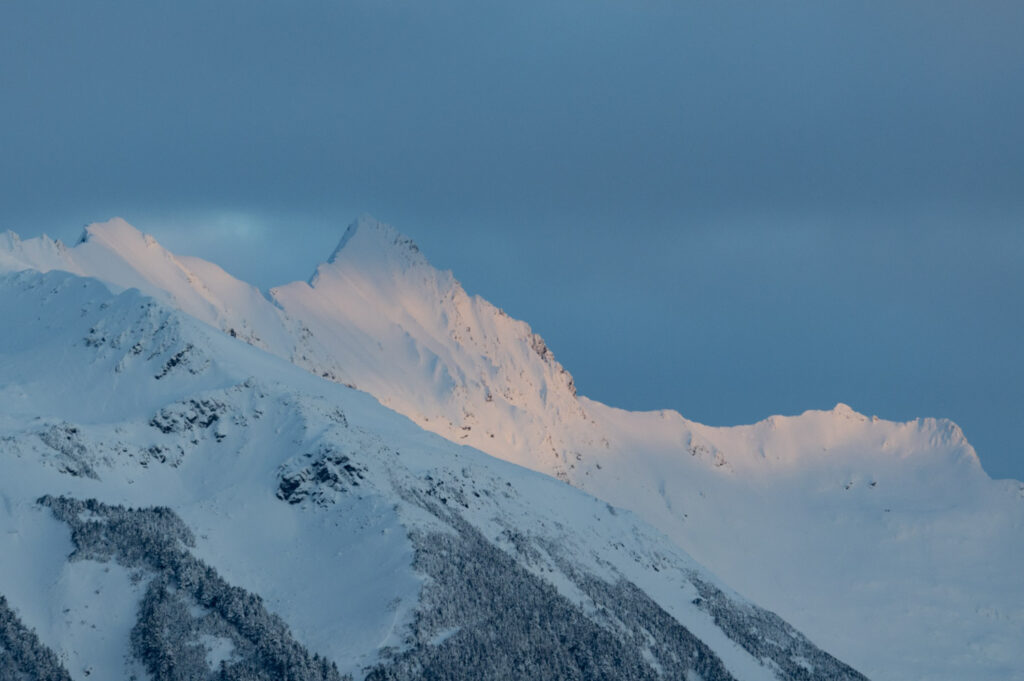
xmin=0 ymin=270 xmax=863 ymax=681
xmin=3 ymin=217 xmax=1023 ymax=680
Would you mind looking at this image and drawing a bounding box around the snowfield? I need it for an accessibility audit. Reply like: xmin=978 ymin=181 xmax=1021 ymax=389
xmin=1 ymin=217 xmax=1022 ymax=680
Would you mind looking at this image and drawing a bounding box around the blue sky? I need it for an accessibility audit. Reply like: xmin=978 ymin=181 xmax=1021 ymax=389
xmin=2 ymin=1 xmax=1022 ymax=478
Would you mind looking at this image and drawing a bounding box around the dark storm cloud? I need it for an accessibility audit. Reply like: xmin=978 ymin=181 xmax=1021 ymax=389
xmin=1 ymin=1 xmax=1022 ymax=477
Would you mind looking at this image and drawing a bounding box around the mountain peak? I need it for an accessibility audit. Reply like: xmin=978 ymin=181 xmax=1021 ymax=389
xmin=78 ymin=217 xmax=147 ymax=247
xmin=330 ymin=215 xmax=427 ymax=265
xmin=831 ymin=402 xmax=860 ymax=417
xmin=310 ymin=215 xmax=432 ymax=286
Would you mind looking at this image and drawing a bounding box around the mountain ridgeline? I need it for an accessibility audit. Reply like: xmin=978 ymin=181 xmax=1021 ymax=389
xmin=1 ymin=218 xmax=1022 ymax=681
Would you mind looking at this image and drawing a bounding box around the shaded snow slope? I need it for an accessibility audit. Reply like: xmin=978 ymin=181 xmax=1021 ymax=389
xmin=0 ymin=269 xmax=865 ymax=681
xmin=3 ymin=218 xmax=1023 ymax=680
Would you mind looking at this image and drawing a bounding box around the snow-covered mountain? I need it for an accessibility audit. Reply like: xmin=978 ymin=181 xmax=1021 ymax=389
xmin=2 ymin=217 xmax=1022 ymax=680
xmin=0 ymin=268 xmax=867 ymax=681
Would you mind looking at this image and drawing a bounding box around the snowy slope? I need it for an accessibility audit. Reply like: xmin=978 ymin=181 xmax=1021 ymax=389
xmin=0 ymin=220 xmax=294 ymax=353
xmin=270 ymin=217 xmax=587 ymax=474
xmin=580 ymin=400 xmax=1024 ymax=680
xmin=3 ymin=217 xmax=1023 ymax=680
xmin=0 ymin=269 xmax=865 ymax=681
xmin=0 ymin=218 xmax=586 ymax=473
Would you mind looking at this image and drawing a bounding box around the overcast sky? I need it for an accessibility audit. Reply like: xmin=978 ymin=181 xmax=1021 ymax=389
xmin=2 ymin=1 xmax=1022 ymax=479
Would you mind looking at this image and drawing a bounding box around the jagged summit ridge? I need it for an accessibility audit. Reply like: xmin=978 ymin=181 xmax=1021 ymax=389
xmin=0 ymin=216 xmax=990 ymax=474
xmin=0 ymin=216 xmax=988 ymax=475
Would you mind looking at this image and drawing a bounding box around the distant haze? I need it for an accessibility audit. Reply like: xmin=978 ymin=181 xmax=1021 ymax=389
xmin=2 ymin=1 xmax=1021 ymax=478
